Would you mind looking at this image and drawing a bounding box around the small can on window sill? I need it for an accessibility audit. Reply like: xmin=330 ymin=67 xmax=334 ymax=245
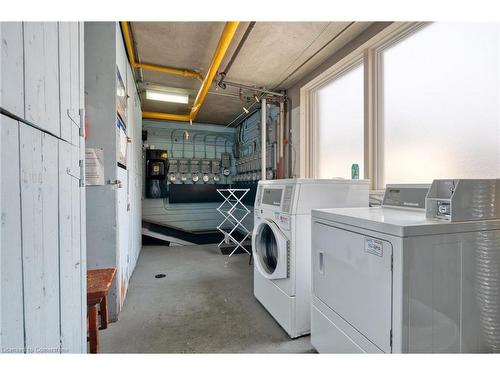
xmin=351 ymin=163 xmax=359 ymax=180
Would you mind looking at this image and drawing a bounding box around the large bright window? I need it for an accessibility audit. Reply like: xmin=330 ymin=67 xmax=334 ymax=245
xmin=316 ymin=63 xmax=364 ymax=179
xmin=379 ymin=23 xmax=500 ymax=185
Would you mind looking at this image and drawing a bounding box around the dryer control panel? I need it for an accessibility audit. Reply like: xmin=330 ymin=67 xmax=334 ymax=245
xmin=255 ymin=183 xmax=295 ymax=214
xmin=382 ymin=184 xmax=430 ymax=210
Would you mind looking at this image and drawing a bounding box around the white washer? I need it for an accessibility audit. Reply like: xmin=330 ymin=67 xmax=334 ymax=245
xmin=252 ymin=178 xmax=369 ymax=338
xmin=311 ymin=180 xmax=500 ymax=353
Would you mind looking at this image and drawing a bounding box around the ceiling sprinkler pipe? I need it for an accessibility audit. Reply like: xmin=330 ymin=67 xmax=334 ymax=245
xmin=222 ymin=81 xmax=285 ymax=97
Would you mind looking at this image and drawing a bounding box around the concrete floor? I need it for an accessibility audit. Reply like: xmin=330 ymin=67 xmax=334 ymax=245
xmin=100 ymin=245 xmax=315 ymax=353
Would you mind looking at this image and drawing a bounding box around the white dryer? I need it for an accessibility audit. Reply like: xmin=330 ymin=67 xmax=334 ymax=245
xmin=311 ymin=180 xmax=500 ymax=353
xmin=252 ymin=178 xmax=369 ymax=338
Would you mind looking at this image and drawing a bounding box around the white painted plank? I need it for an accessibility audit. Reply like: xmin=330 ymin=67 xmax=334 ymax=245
xmin=24 ymin=22 xmax=60 ymax=136
xmin=20 ymin=124 xmax=60 ymax=352
xmin=78 ymin=21 xmax=87 ymax=353
xmin=59 ymin=140 xmax=83 ymax=353
xmin=0 ymin=22 xmax=24 ymax=117
xmin=0 ymin=115 xmax=24 ymax=352
xmin=58 ymin=22 xmax=71 ymax=142
xmin=69 ymin=23 xmax=79 ymax=127
xmin=116 ymin=167 xmax=129 ymax=311
xmin=70 ymin=25 xmax=81 ymax=146
xmin=59 ymin=22 xmax=80 ymax=144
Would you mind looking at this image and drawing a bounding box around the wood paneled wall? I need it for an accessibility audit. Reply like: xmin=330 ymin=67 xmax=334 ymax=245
xmin=1 ymin=22 xmax=86 ymax=353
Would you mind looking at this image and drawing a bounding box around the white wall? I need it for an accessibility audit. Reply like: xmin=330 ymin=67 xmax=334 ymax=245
xmin=84 ymin=22 xmax=142 ymax=321
xmin=142 ymin=120 xmax=236 ymax=233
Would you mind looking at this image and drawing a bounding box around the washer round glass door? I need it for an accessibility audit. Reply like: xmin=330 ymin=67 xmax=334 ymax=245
xmin=253 ymin=219 xmax=288 ymax=279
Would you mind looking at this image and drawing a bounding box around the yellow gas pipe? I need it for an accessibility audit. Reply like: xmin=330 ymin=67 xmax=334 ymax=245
xmin=121 ymin=21 xmax=203 ymax=81
xmin=189 ymin=21 xmax=240 ymax=122
xmin=122 ymin=21 xmax=240 ymax=123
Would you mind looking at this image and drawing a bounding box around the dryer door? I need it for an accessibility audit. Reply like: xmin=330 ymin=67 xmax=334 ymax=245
xmin=312 ymin=221 xmax=393 ymax=353
xmin=253 ymin=219 xmax=289 ymax=280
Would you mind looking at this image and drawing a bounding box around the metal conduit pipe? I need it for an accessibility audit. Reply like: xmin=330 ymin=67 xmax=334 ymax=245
xmin=218 ymin=22 xmax=256 ymax=88
xmin=261 ymin=97 xmax=267 ymax=181
xmin=153 ymin=128 xmax=233 ymax=159
xmin=182 ymin=131 xmax=186 ymax=158
xmin=192 ymin=133 xmax=203 ymax=158
xmin=279 ymin=99 xmax=284 ymax=159
xmin=169 ymin=128 xmax=187 ymax=157
xmin=285 ymin=95 xmax=292 ymax=178
xmin=203 ymin=135 xmax=208 ymax=158
xmin=206 ymin=135 xmax=221 ymax=159
xmin=215 ymin=136 xmax=226 ymax=158
xmin=221 ymin=81 xmax=285 ymax=97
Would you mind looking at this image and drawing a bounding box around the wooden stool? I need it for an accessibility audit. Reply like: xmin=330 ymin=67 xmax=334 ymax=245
xmin=87 ymin=268 xmax=116 ymax=354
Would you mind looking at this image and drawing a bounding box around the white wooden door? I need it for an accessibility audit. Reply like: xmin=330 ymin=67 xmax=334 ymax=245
xmin=19 ymin=124 xmax=61 ymax=352
xmin=58 ymin=22 xmax=81 ymax=144
xmin=23 ymin=22 xmax=60 ymax=136
xmin=0 ymin=22 xmax=24 ymax=117
xmin=1 ymin=21 xmax=86 ymax=354
xmin=0 ymin=116 xmax=24 ymax=352
xmin=59 ymin=140 xmax=85 ymax=353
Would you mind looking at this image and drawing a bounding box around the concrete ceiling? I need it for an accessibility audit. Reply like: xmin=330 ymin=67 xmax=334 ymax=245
xmin=130 ymin=21 xmax=373 ymax=125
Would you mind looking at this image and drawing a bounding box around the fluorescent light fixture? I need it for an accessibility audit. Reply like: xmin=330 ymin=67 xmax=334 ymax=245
xmin=146 ymin=89 xmax=189 ymax=104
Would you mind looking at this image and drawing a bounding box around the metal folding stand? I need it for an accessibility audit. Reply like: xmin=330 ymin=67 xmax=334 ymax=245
xmin=216 ymin=188 xmax=252 ymax=263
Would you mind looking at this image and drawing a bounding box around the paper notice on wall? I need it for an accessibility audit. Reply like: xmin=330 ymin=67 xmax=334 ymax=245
xmin=85 ymin=148 xmax=105 ymax=186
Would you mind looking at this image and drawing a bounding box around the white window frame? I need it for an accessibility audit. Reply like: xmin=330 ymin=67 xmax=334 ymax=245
xmin=299 ymin=22 xmax=427 ymax=190
xmin=311 ymin=57 xmax=365 ymax=179
xmin=373 ymin=23 xmax=429 ymax=189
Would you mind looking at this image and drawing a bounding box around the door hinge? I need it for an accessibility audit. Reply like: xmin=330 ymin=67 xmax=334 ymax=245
xmin=79 ymin=159 xmax=85 ymax=187
xmin=66 ymin=160 xmax=85 ymax=187
xmin=391 ymin=253 xmax=394 ymax=271
xmin=390 ymin=329 xmax=393 ymax=348
xmin=79 ymin=108 xmax=84 ymax=137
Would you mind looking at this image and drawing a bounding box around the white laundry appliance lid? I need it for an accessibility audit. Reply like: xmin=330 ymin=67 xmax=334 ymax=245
xmin=312 ymin=206 xmax=500 ymax=237
xmin=314 ymin=181 xmax=500 ymax=237
xmin=257 ymin=178 xmax=370 ymax=185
